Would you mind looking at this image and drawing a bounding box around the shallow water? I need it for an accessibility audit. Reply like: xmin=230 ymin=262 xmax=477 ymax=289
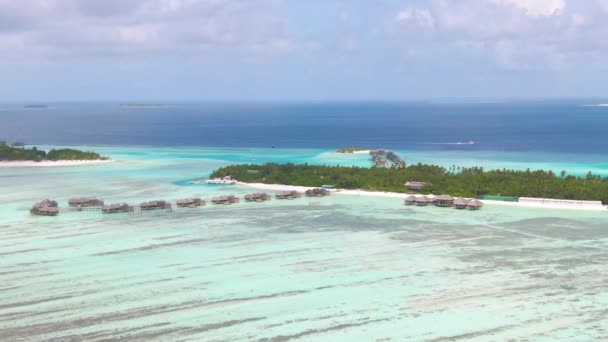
xmin=1 ymin=147 xmax=607 ymax=341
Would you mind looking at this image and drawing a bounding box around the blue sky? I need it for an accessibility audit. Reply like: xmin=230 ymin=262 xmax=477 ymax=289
xmin=1 ymin=0 xmax=607 ymax=101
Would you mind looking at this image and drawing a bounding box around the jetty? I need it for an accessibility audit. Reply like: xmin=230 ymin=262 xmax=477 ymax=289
xmin=69 ymin=197 xmax=104 ymax=207
xmin=276 ymin=190 xmax=302 ymax=200
xmin=30 ymin=199 xmax=59 ymax=216
xmin=305 ymin=188 xmax=331 ymax=197
xmin=139 ymin=200 xmax=172 ymax=211
xmin=211 ymin=195 xmax=240 ymax=205
xmin=176 ymin=198 xmax=206 ymax=208
xmin=102 ymin=203 xmax=135 ymax=214
xmin=244 ymin=193 xmax=272 ymax=202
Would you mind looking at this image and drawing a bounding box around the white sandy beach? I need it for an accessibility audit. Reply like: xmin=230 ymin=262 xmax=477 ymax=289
xmin=0 ymin=159 xmax=115 ymax=168
xmin=237 ymin=182 xmax=607 ymax=211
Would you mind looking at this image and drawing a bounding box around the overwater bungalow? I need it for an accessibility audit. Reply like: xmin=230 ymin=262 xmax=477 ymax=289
xmin=30 ymin=199 xmax=59 ymax=216
xmin=211 ymin=195 xmax=240 ymax=205
xmin=176 ymin=198 xmax=206 ymax=208
xmin=453 ymin=198 xmax=470 ymax=209
xmin=405 ymin=181 xmax=427 ymax=191
xmin=244 ymin=193 xmax=271 ymax=202
xmin=102 ymin=203 xmax=134 ymax=214
xmin=305 ymin=188 xmax=331 ymax=197
xmin=434 ymin=194 xmax=455 ymax=207
xmin=140 ymin=200 xmax=172 ymax=211
xmin=415 ymin=196 xmax=432 ymax=206
xmin=68 ymin=197 xmax=104 ymax=207
xmin=275 ymin=190 xmax=302 ymax=200
xmin=467 ymin=199 xmax=484 ymax=210
xmin=404 ymin=195 xmax=417 ymax=205
xmin=369 ymin=149 xmax=386 ymax=156
xmin=372 ymin=155 xmax=388 ymax=167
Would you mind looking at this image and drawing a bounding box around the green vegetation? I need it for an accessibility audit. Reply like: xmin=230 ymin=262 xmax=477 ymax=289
xmin=0 ymin=142 xmax=107 ymax=161
xmin=211 ymin=163 xmax=608 ymax=204
xmin=336 ymin=147 xmax=370 ymax=153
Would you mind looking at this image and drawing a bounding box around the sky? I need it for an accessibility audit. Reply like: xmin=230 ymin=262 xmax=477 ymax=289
xmin=1 ymin=0 xmax=607 ymax=101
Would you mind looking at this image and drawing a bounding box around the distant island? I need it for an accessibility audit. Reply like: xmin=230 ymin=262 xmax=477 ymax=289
xmin=24 ymin=104 xmax=48 ymax=109
xmin=336 ymin=147 xmax=371 ymax=153
xmin=0 ymin=142 xmax=108 ymax=162
xmin=120 ymin=103 xmax=166 ymax=108
xmin=211 ymin=163 xmax=608 ymax=204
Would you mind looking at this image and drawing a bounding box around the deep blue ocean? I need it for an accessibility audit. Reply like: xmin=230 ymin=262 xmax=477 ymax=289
xmin=1 ymin=100 xmax=607 ymax=153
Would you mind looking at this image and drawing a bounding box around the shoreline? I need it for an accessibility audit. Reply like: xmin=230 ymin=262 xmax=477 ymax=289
xmin=0 ymin=160 xmax=115 ymax=168
xmin=236 ymin=182 xmax=607 ymax=212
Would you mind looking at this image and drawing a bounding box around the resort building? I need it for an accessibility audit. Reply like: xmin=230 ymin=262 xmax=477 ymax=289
xmin=434 ymin=195 xmax=455 ymax=207
xmin=453 ymin=198 xmax=470 ymax=209
xmin=139 ymin=200 xmax=172 ymax=210
xmin=305 ymin=188 xmax=331 ymax=197
xmin=405 ymin=181 xmax=427 ymax=191
xmin=211 ymin=195 xmax=240 ymax=205
xmin=30 ymin=199 xmax=59 ymax=216
xmin=176 ymin=198 xmax=206 ymax=208
xmin=102 ymin=203 xmax=134 ymax=214
xmin=244 ymin=193 xmax=272 ymax=202
xmin=68 ymin=197 xmax=104 ymax=207
xmin=404 ymin=195 xmax=417 ymax=205
xmin=467 ymin=200 xmax=483 ymax=210
xmin=275 ymin=190 xmax=302 ymax=200
xmin=415 ymin=196 xmax=433 ymax=206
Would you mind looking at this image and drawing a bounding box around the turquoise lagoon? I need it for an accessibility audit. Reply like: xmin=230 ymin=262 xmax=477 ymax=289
xmin=1 ymin=146 xmax=607 ymax=341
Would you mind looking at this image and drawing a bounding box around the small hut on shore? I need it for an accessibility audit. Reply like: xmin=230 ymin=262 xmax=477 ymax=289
xmin=434 ymin=194 xmax=455 ymax=207
xmin=69 ymin=197 xmax=104 ymax=207
xmin=102 ymin=203 xmax=134 ymax=214
xmin=30 ymin=199 xmax=59 ymax=216
xmin=405 ymin=181 xmax=427 ymax=191
xmin=453 ymin=198 xmax=470 ymax=209
xmin=211 ymin=195 xmax=240 ymax=205
xmin=467 ymin=199 xmax=483 ymax=210
xmin=404 ymin=195 xmax=417 ymax=205
xmin=244 ymin=193 xmax=271 ymax=202
xmin=275 ymin=190 xmax=302 ymax=200
xmin=140 ymin=200 xmax=172 ymax=211
xmin=305 ymin=188 xmax=330 ymax=197
xmin=415 ymin=196 xmax=433 ymax=206
xmin=176 ymin=198 xmax=206 ymax=208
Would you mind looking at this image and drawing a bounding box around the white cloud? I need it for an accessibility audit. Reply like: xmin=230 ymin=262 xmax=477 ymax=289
xmin=491 ymin=0 xmax=566 ymax=17
xmin=395 ymin=9 xmax=436 ymax=29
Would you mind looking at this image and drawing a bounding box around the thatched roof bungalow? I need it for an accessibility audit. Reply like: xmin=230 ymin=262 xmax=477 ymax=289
xmin=453 ymin=198 xmax=470 ymax=209
xmin=102 ymin=203 xmax=134 ymax=214
xmin=404 ymin=195 xmax=417 ymax=205
xmin=468 ymin=199 xmax=483 ymax=210
xmin=434 ymin=194 xmax=455 ymax=207
xmin=176 ymin=198 xmax=206 ymax=208
xmin=30 ymin=199 xmax=59 ymax=216
xmin=69 ymin=197 xmax=104 ymax=207
xmin=244 ymin=193 xmax=271 ymax=202
xmin=140 ymin=200 xmax=172 ymax=211
xmin=211 ymin=195 xmax=240 ymax=205
xmin=275 ymin=190 xmax=301 ymax=200
xmin=415 ymin=196 xmax=433 ymax=206
xmin=305 ymin=188 xmax=330 ymax=197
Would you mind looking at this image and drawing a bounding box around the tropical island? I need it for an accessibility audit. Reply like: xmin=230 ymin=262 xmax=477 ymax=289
xmin=211 ymin=163 xmax=608 ymax=204
xmin=0 ymin=141 xmax=108 ymax=162
xmin=336 ymin=147 xmax=371 ymax=153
